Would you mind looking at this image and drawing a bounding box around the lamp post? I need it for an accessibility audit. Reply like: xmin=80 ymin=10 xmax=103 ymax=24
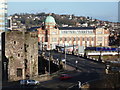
xmin=75 ymin=60 xmax=78 ymax=70
xmin=64 ymin=44 xmax=66 ymax=69
xmin=118 ymin=46 xmax=120 ymax=59
xmin=84 ymin=41 xmax=87 ymax=58
xmin=72 ymin=38 xmax=75 ymax=55
xmin=98 ymin=43 xmax=102 ymax=62
xmin=118 ymin=39 xmax=120 ymax=59
xmin=42 ymin=41 xmax=43 ymax=52
xmin=49 ymin=44 xmax=52 ymax=75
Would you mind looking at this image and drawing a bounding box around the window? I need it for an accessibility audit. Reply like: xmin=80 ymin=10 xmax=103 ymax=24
xmin=97 ymin=31 xmax=102 ymax=34
xmin=25 ymin=59 xmax=27 ymax=70
xmin=52 ymin=38 xmax=57 ymax=42
xmin=60 ymin=38 xmax=62 ymax=41
xmin=24 ymin=44 xmax=29 ymax=52
xmin=92 ymin=37 xmax=94 ymax=41
xmin=87 ymin=38 xmax=89 ymax=41
xmin=17 ymin=68 xmax=22 ymax=77
xmin=73 ymin=38 xmax=76 ymax=41
xmin=64 ymin=38 xmax=67 ymax=41
xmin=13 ymin=41 xmax=16 ymax=45
xmin=18 ymin=54 xmax=20 ymax=57
xmin=69 ymin=38 xmax=71 ymax=41
xmin=97 ymin=37 xmax=102 ymax=41
xmin=82 ymin=38 xmax=85 ymax=41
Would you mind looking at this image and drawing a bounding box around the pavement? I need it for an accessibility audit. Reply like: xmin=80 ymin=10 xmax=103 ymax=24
xmin=1 ymin=62 xmax=80 ymax=89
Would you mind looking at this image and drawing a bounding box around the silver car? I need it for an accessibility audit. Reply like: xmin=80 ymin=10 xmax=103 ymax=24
xmin=20 ymin=79 xmax=40 ymax=85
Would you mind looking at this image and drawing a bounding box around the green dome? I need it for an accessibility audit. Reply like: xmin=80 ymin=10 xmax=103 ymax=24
xmin=45 ymin=16 xmax=56 ymax=25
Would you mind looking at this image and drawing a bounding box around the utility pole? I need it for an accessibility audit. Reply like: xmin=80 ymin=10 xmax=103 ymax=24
xmin=84 ymin=41 xmax=87 ymax=58
xmin=75 ymin=60 xmax=78 ymax=70
xmin=98 ymin=43 xmax=102 ymax=62
xmin=118 ymin=39 xmax=120 ymax=59
xmin=72 ymin=39 xmax=75 ymax=55
xmin=64 ymin=44 xmax=66 ymax=69
xmin=42 ymin=41 xmax=43 ymax=52
xmin=49 ymin=44 xmax=52 ymax=75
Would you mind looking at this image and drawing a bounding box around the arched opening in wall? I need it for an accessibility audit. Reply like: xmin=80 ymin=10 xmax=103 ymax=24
xmin=13 ymin=41 xmax=17 ymax=45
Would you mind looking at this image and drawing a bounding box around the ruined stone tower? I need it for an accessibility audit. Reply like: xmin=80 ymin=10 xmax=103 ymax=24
xmin=5 ymin=31 xmax=38 ymax=81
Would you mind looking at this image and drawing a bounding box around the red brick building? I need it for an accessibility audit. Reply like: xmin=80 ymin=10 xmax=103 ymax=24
xmin=38 ymin=15 xmax=109 ymax=50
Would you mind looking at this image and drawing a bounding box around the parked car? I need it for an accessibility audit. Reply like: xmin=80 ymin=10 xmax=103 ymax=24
xmin=20 ymin=79 xmax=40 ymax=85
xmin=59 ymin=74 xmax=72 ymax=80
xmin=61 ymin=58 xmax=66 ymax=62
xmin=20 ymin=80 xmax=27 ymax=85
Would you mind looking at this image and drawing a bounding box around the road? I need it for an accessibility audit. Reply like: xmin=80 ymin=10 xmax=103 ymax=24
xmin=34 ymin=51 xmax=105 ymax=89
xmin=2 ymin=51 xmax=106 ymax=90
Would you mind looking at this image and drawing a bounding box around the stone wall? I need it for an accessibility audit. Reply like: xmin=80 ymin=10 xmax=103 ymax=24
xmin=5 ymin=31 xmax=38 ymax=81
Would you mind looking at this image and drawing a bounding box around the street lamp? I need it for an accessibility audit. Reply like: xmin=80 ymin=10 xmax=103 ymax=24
xmin=98 ymin=43 xmax=102 ymax=62
xmin=42 ymin=41 xmax=43 ymax=52
xmin=117 ymin=39 xmax=120 ymax=59
xmin=72 ymin=38 xmax=75 ymax=55
xmin=64 ymin=44 xmax=66 ymax=69
xmin=84 ymin=41 xmax=87 ymax=58
xmin=49 ymin=44 xmax=52 ymax=75
xmin=118 ymin=46 xmax=120 ymax=59
xmin=75 ymin=60 xmax=78 ymax=70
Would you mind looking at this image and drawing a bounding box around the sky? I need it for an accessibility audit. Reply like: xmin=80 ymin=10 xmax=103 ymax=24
xmin=8 ymin=0 xmax=119 ymax=2
xmin=8 ymin=1 xmax=119 ymax=22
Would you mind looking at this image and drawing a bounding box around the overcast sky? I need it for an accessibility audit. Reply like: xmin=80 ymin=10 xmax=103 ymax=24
xmin=8 ymin=0 xmax=119 ymax=22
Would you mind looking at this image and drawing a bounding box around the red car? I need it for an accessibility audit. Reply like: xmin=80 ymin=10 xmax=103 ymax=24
xmin=59 ymin=74 xmax=72 ymax=80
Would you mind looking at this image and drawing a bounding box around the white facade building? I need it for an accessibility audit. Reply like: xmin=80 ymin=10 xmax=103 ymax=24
xmin=0 ymin=0 xmax=7 ymax=50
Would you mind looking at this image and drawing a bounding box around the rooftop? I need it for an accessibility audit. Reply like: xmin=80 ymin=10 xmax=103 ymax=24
xmin=58 ymin=27 xmax=96 ymax=30
xmin=45 ymin=15 xmax=56 ymax=25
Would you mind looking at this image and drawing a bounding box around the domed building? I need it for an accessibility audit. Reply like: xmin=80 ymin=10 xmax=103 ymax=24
xmin=38 ymin=15 xmax=59 ymax=50
xmin=45 ymin=15 xmax=56 ymax=26
xmin=38 ymin=15 xmax=109 ymax=51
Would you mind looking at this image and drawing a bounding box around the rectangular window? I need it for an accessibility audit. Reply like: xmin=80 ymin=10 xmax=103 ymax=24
xmin=60 ymin=38 xmax=62 ymax=41
xmin=64 ymin=38 xmax=67 ymax=41
xmin=82 ymin=38 xmax=85 ymax=41
xmin=74 ymin=38 xmax=76 ymax=41
xmin=69 ymin=38 xmax=71 ymax=41
xmin=87 ymin=38 xmax=89 ymax=41
xmin=92 ymin=37 xmax=94 ymax=41
xmin=97 ymin=37 xmax=102 ymax=41
xmin=97 ymin=31 xmax=102 ymax=34
xmin=52 ymin=38 xmax=57 ymax=42
xmin=17 ymin=68 xmax=22 ymax=77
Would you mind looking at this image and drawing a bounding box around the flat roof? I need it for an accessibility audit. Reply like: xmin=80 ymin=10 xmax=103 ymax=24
xmin=58 ymin=27 xmax=96 ymax=30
